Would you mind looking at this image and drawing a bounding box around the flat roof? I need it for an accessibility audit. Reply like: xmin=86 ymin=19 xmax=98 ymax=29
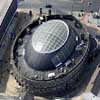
xmin=0 ymin=0 xmax=13 ymax=26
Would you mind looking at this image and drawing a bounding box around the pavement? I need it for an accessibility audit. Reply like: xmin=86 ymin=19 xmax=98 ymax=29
xmin=79 ymin=13 xmax=100 ymax=32
xmin=18 ymin=0 xmax=100 ymax=14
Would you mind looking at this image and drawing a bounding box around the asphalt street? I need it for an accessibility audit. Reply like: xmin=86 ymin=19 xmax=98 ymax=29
xmin=18 ymin=0 xmax=100 ymax=14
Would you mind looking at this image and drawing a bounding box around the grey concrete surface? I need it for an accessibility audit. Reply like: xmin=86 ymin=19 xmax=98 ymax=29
xmin=18 ymin=0 xmax=100 ymax=14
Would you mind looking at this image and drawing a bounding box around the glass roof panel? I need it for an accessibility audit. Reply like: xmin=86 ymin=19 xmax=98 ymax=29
xmin=32 ymin=20 xmax=69 ymax=53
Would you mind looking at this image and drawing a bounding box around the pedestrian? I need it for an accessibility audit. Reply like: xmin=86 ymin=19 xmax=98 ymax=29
xmin=29 ymin=10 xmax=32 ymax=17
xmin=11 ymin=32 xmax=16 ymax=40
xmin=40 ymin=8 xmax=42 ymax=16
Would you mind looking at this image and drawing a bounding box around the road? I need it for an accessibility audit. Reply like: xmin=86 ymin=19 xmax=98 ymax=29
xmin=18 ymin=0 xmax=100 ymax=14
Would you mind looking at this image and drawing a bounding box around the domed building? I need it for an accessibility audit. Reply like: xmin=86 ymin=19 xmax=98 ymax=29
xmin=11 ymin=15 xmax=90 ymax=97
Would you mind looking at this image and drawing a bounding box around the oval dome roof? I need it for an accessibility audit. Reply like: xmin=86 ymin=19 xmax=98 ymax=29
xmin=32 ymin=20 xmax=69 ymax=53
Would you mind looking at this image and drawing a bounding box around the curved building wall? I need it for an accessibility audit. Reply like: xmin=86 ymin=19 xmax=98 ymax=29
xmin=25 ymin=41 xmax=90 ymax=97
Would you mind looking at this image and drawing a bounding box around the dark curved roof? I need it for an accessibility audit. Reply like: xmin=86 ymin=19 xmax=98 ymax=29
xmin=25 ymin=19 xmax=77 ymax=71
xmin=13 ymin=15 xmax=89 ymax=74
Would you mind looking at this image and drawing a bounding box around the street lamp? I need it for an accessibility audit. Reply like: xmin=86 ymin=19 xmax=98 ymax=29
xmin=71 ymin=1 xmax=74 ymax=15
xmin=45 ymin=0 xmax=52 ymax=16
